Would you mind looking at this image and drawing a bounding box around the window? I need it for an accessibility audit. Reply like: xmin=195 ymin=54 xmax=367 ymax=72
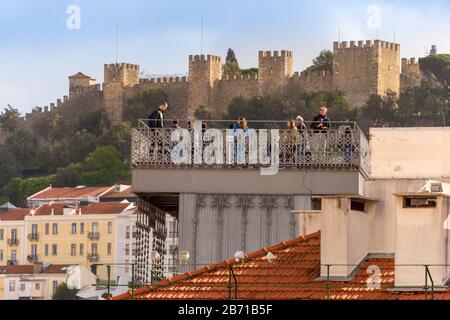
xmin=125 ymin=244 xmax=130 ymax=256
xmin=44 ymin=244 xmax=49 ymax=256
xmin=52 ymin=281 xmax=58 ymax=294
xmin=80 ymin=223 xmax=84 ymax=234
xmin=311 ymin=198 xmax=322 ymax=211
xmin=107 ymin=243 xmax=112 ymax=255
xmin=35 ymin=283 xmax=40 ymax=290
xmin=108 ymin=222 xmax=113 ymax=234
xmin=91 ymin=243 xmax=98 ymax=255
xmin=0 ymin=249 xmax=3 ymax=261
xmin=71 ymin=244 xmax=76 ymax=256
xmin=52 ymin=223 xmax=58 ymax=235
xmin=126 ymin=226 xmax=130 ymax=239
xmin=92 ymin=222 xmax=98 ymax=233
xmin=0 ymin=228 xmax=3 ymax=240
xmin=52 ymin=244 xmax=58 ymax=256
xmin=404 ymin=197 xmax=437 ymax=208
xmin=11 ymin=251 xmax=16 ymax=263
xmin=11 ymin=229 xmax=17 ymax=240
xmin=9 ymin=281 xmax=15 ymax=292
xmin=31 ymin=244 xmax=37 ymax=256
xmin=20 ymin=283 xmax=25 ymax=291
xmin=80 ymin=244 xmax=84 ymax=256
xmin=71 ymin=223 xmax=77 ymax=234
xmin=350 ymin=200 xmax=366 ymax=212
xmin=125 ymin=260 xmax=129 ymax=273
xmin=31 ymin=224 xmax=38 ymax=234
xmin=45 ymin=223 xmax=49 ymax=235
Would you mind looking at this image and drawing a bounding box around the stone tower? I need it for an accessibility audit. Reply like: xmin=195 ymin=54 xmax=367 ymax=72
xmin=187 ymin=54 xmax=222 ymax=118
xmin=333 ymin=40 xmax=400 ymax=108
xmin=103 ymin=63 xmax=140 ymax=121
xmin=258 ymin=50 xmax=294 ymax=96
xmin=68 ymin=72 xmax=97 ymax=98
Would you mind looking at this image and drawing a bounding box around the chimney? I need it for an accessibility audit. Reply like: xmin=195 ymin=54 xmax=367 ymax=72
xmin=394 ymin=181 xmax=450 ymax=289
xmin=319 ymin=195 xmax=378 ymax=280
xmin=33 ymin=263 xmax=44 ymax=274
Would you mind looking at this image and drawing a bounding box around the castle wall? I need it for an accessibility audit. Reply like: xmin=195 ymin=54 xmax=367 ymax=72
xmin=211 ymin=74 xmax=259 ymax=117
xmin=377 ymin=41 xmax=401 ymax=96
xmin=287 ymin=70 xmax=334 ymax=96
xmin=400 ymin=58 xmax=423 ymax=89
xmin=125 ymin=77 xmax=190 ymax=120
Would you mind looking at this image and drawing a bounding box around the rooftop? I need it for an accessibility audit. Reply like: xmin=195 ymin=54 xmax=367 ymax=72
xmin=0 ymin=208 xmax=30 ymax=221
xmin=33 ymin=202 xmax=135 ymax=216
xmin=28 ymin=186 xmax=112 ymax=201
xmin=69 ymin=72 xmax=91 ymax=79
xmin=113 ymin=232 xmax=450 ymax=300
xmin=0 ymin=264 xmax=73 ymax=275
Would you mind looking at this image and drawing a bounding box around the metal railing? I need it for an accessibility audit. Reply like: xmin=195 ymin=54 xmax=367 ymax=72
xmin=7 ymin=238 xmax=19 ymax=246
xmin=131 ymin=120 xmax=370 ymax=177
xmin=87 ymin=253 xmax=100 ymax=262
xmin=27 ymin=233 xmax=39 ymax=241
xmin=88 ymin=232 xmax=100 ymax=240
xmin=27 ymin=254 xmax=39 ymax=263
xmin=7 ymin=259 xmax=17 ymax=266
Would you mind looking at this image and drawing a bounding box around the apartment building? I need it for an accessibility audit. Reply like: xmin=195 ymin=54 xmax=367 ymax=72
xmin=0 ymin=263 xmax=96 ymax=300
xmin=0 ymin=209 xmax=29 ymax=266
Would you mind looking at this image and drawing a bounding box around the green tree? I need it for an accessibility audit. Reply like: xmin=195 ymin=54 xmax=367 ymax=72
xmin=223 ymin=48 xmax=241 ymax=76
xmin=0 ymin=146 xmax=19 ymax=188
xmin=241 ymin=68 xmax=258 ymax=76
xmin=420 ymin=54 xmax=450 ymax=86
xmin=52 ymin=164 xmax=82 ymax=187
xmin=80 ymin=146 xmax=130 ymax=186
xmin=194 ymin=105 xmax=213 ymax=120
xmin=52 ymin=283 xmax=79 ymax=300
xmin=0 ymin=106 xmax=23 ymax=133
xmin=307 ymin=50 xmax=333 ymax=72
xmin=97 ymin=121 xmax=132 ymax=160
xmin=4 ymin=127 xmax=38 ymax=168
xmin=3 ymin=175 xmax=54 ymax=207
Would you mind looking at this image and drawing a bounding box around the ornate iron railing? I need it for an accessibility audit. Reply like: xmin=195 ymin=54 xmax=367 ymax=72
xmin=132 ymin=120 xmax=370 ymax=177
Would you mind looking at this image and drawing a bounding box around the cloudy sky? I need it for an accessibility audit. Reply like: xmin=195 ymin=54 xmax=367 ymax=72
xmin=1 ymin=0 xmax=449 ymax=114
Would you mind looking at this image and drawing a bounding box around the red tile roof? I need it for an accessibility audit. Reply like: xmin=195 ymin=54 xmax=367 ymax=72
xmin=0 ymin=264 xmax=72 ymax=275
xmin=113 ymin=232 xmax=450 ymax=300
xmin=34 ymin=202 xmax=133 ymax=216
xmin=102 ymin=187 xmax=136 ymax=199
xmin=0 ymin=209 xmax=30 ymax=221
xmin=28 ymin=187 xmax=112 ymax=201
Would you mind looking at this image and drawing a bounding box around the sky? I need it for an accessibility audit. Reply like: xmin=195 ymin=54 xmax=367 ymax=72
xmin=1 ymin=0 xmax=450 ymax=114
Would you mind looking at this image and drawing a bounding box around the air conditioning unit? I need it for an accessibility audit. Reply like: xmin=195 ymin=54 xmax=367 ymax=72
xmin=430 ymin=183 xmax=443 ymax=193
xmin=179 ymin=251 xmax=190 ymax=264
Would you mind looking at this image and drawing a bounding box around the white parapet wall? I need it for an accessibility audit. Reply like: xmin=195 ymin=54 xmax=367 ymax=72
xmin=370 ymin=128 xmax=450 ymax=179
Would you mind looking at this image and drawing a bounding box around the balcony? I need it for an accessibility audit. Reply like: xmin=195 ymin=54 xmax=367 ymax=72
xmin=88 ymin=232 xmax=100 ymax=241
xmin=131 ymin=120 xmax=370 ymax=195
xmin=7 ymin=259 xmax=17 ymax=266
xmin=7 ymin=238 xmax=19 ymax=246
xmin=27 ymin=254 xmax=39 ymax=263
xmin=87 ymin=253 xmax=99 ymax=262
xmin=132 ymin=120 xmax=369 ymax=173
xmin=28 ymin=233 xmax=39 ymax=241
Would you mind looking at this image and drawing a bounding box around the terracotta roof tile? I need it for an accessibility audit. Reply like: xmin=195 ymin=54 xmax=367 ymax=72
xmin=0 ymin=264 xmax=72 ymax=275
xmin=29 ymin=187 xmax=111 ymax=200
xmin=113 ymin=232 xmax=450 ymax=300
xmin=0 ymin=208 xmax=30 ymax=221
xmin=34 ymin=202 xmax=132 ymax=216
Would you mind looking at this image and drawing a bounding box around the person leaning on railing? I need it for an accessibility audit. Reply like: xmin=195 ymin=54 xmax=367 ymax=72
xmin=294 ymin=116 xmax=312 ymax=161
xmin=147 ymin=101 xmax=169 ymax=128
xmin=310 ymin=106 xmax=331 ymax=133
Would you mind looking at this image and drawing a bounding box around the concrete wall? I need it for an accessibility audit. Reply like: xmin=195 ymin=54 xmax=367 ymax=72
xmin=132 ymin=168 xmax=365 ymax=195
xmin=370 ymin=128 xmax=450 ymax=179
xmin=394 ymin=195 xmax=450 ymax=287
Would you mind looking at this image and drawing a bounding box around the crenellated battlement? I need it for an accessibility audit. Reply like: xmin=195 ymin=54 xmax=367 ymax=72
xmin=104 ymin=63 xmax=139 ymax=72
xmin=293 ymin=70 xmax=333 ymax=79
xmin=189 ymin=54 xmax=221 ymax=63
xmin=139 ymin=76 xmax=188 ymax=85
xmin=221 ymin=74 xmax=258 ymax=81
xmin=334 ymin=40 xmax=400 ymax=51
xmin=402 ymin=57 xmax=419 ymax=66
xmin=258 ymin=50 xmax=293 ymax=59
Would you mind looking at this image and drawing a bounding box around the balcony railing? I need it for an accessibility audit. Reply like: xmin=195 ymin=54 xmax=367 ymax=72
xmin=131 ymin=120 xmax=370 ymax=177
xmin=28 ymin=233 xmax=39 ymax=241
xmin=7 ymin=238 xmax=19 ymax=246
xmin=7 ymin=259 xmax=17 ymax=266
xmin=27 ymin=254 xmax=39 ymax=263
xmin=88 ymin=232 xmax=100 ymax=240
xmin=87 ymin=253 xmax=99 ymax=262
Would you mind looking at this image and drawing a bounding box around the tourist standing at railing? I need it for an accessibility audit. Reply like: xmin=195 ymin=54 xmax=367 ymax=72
xmin=310 ymin=106 xmax=331 ymax=132
xmin=310 ymin=106 xmax=331 ymax=160
xmin=282 ymin=120 xmax=300 ymax=164
xmin=147 ymin=101 xmax=169 ymax=128
xmin=295 ymin=116 xmax=312 ymax=161
xmin=171 ymin=119 xmax=180 ymax=129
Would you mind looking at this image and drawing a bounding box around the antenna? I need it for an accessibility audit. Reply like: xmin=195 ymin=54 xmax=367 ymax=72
xmin=200 ymin=16 xmax=203 ymax=55
xmin=376 ymin=29 xmax=379 ymax=40
xmin=115 ymin=24 xmax=119 ymax=64
xmin=338 ymin=26 xmax=341 ymax=42
xmin=393 ymin=28 xmax=396 ymax=43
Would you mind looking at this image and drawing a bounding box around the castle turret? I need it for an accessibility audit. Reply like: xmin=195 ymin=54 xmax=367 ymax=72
xmin=333 ymin=40 xmax=400 ymax=108
xmin=103 ymin=63 xmax=140 ymax=121
xmin=69 ymin=72 xmax=97 ymax=98
xmin=187 ymin=54 xmax=222 ymax=118
xmin=258 ymin=50 xmax=293 ymax=96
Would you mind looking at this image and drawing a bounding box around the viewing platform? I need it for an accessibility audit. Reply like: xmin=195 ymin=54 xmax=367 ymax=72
xmin=131 ymin=120 xmax=370 ymax=196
